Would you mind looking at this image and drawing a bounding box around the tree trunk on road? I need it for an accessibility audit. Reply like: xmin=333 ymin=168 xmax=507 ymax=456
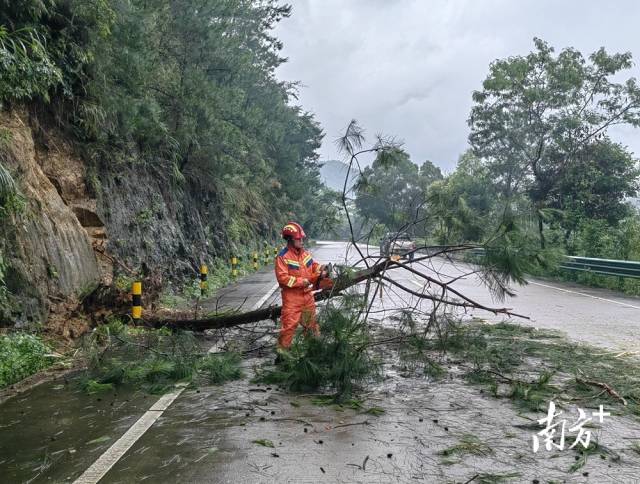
xmin=141 ymin=248 xmax=527 ymax=330
xmin=143 ymin=260 xmax=387 ymax=331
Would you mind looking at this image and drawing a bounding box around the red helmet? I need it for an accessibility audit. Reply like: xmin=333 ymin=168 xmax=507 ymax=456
xmin=282 ymin=222 xmax=306 ymax=240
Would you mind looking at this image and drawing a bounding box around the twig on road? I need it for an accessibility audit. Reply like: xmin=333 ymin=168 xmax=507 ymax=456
xmin=576 ymin=372 xmax=628 ymax=406
xmin=332 ymin=419 xmax=370 ymax=429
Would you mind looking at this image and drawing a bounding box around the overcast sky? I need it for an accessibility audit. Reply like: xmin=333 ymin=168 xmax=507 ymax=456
xmin=274 ymin=0 xmax=640 ymax=171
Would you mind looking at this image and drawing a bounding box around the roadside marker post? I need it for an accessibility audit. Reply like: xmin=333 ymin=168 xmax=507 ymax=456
xmin=253 ymin=252 xmax=258 ymax=270
xmin=231 ymin=256 xmax=238 ymax=279
xmin=200 ymin=264 xmax=208 ymax=296
xmin=132 ymin=281 xmax=142 ymax=322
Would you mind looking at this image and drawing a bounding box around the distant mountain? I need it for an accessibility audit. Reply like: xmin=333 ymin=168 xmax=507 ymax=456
xmin=319 ymin=159 xmax=359 ymax=193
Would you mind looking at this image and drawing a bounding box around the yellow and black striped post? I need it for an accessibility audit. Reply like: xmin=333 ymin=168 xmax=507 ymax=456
xmin=273 ymin=247 xmax=277 ymax=259
xmin=263 ymin=247 xmax=269 ymax=265
xmin=231 ymin=256 xmax=238 ymax=278
xmin=253 ymin=252 xmax=258 ymax=270
xmin=200 ymin=264 xmax=208 ymax=296
xmin=132 ymin=281 xmax=142 ymax=322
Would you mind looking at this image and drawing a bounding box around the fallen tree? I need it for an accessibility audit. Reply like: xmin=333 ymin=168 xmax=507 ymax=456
xmin=143 ymin=120 xmax=540 ymax=332
xmin=143 ymin=246 xmax=528 ymax=331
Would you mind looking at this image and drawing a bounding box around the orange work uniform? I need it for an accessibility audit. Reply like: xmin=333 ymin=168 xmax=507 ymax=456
xmin=275 ymin=246 xmax=322 ymax=348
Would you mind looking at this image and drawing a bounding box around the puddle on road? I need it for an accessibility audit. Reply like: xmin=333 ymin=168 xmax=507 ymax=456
xmin=0 ymin=377 xmax=151 ymax=483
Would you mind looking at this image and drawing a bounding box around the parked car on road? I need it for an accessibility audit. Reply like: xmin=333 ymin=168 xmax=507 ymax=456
xmin=380 ymin=232 xmax=416 ymax=260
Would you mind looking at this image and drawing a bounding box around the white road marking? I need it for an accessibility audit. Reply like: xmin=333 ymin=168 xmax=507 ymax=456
xmin=410 ymin=279 xmax=424 ymax=289
xmin=73 ymin=386 xmax=185 ymax=484
xmin=527 ymin=281 xmax=640 ymax=310
xmin=74 ymin=278 xmax=280 ymax=484
xmin=410 ymin=275 xmax=640 ymax=312
xmin=252 ymin=282 xmax=279 ymax=311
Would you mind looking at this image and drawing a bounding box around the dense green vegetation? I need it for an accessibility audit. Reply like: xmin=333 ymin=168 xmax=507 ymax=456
xmin=0 ymin=332 xmax=54 ymax=388
xmin=79 ymin=319 xmax=243 ymax=394
xmin=0 ymin=0 xmax=335 ymax=243
xmin=356 ymin=152 xmax=443 ymax=229
xmin=352 ymin=39 xmax=640 ymax=290
xmin=466 ymin=38 xmax=640 ymax=251
xmin=258 ymin=300 xmax=379 ymax=402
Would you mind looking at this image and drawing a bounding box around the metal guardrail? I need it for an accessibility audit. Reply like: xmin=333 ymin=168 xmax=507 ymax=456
xmin=464 ymin=248 xmax=640 ymax=279
xmin=560 ymin=256 xmax=640 ymax=279
xmin=417 ymin=246 xmax=640 ymax=279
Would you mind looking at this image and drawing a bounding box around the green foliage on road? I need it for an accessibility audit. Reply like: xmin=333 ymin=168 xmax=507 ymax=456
xmin=427 ymin=321 xmax=640 ymax=417
xmin=198 ymin=352 xmax=243 ymax=385
xmin=0 ymin=332 xmax=55 ymax=388
xmin=258 ymin=302 xmax=379 ymax=402
xmin=79 ymin=319 xmax=243 ymax=394
xmin=252 ymin=439 xmax=275 ymax=448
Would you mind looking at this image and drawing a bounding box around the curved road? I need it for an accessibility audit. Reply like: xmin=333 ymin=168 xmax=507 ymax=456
xmin=316 ymin=240 xmax=640 ymax=354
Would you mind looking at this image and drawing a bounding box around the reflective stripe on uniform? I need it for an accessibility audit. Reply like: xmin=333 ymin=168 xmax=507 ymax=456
xmin=303 ymin=254 xmax=313 ymax=267
xmin=287 ymin=276 xmax=296 ymax=287
xmin=285 ymin=259 xmax=300 ymax=267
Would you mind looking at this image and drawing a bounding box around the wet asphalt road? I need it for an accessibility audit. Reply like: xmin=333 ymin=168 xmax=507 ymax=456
xmin=2 ymin=240 xmax=640 ymax=483
xmin=316 ymin=241 xmax=640 ymax=353
xmin=94 ymin=240 xmax=640 ymax=483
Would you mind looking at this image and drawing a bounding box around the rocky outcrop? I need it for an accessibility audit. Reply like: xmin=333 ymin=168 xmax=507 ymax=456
xmin=0 ymin=109 xmax=240 ymax=335
xmin=0 ymin=111 xmax=103 ymax=331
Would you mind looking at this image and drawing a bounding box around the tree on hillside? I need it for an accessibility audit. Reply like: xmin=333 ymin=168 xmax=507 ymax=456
xmin=469 ymin=38 xmax=640 ymax=248
xmin=89 ymin=0 xmax=324 ymax=231
xmin=418 ymin=160 xmax=443 ymax=186
xmin=427 ymin=151 xmax=495 ymax=244
xmin=355 ymin=149 xmax=423 ymax=230
xmin=548 ymin=139 xmax=639 ymax=247
xmin=0 ymin=0 xmax=328 ymax=263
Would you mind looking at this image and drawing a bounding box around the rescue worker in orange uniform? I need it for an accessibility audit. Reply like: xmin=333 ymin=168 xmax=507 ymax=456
xmin=275 ymin=222 xmax=325 ymax=350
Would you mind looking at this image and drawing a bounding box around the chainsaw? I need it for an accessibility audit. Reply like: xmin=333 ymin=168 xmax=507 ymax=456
xmin=314 ymin=262 xmax=335 ymax=292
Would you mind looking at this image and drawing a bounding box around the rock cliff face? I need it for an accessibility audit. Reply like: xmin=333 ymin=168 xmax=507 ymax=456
xmin=0 ymin=110 xmax=236 ymax=336
xmin=0 ymin=111 xmax=102 ymax=333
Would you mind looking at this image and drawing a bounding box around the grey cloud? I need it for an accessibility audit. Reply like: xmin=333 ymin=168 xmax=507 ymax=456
xmin=275 ymin=0 xmax=640 ymax=170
